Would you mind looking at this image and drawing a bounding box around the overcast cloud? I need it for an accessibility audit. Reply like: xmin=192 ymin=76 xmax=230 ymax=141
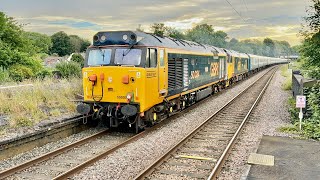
xmin=0 ymin=0 xmax=312 ymax=45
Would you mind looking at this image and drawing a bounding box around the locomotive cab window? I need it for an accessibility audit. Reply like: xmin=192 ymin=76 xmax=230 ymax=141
xmin=146 ymin=48 xmax=157 ymax=68
xmin=114 ymin=48 xmax=142 ymax=66
xmin=87 ymin=48 xmax=112 ymax=66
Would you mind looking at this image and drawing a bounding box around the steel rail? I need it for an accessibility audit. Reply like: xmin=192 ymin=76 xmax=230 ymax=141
xmin=0 ymin=79 xmax=228 ymax=180
xmin=134 ymin=67 xmax=276 ymax=179
xmin=0 ymin=129 xmax=109 ymax=179
xmin=53 ymin=68 xmax=274 ymax=180
xmin=1 ymin=67 xmax=274 ymax=179
xmin=207 ymin=67 xmax=277 ymax=180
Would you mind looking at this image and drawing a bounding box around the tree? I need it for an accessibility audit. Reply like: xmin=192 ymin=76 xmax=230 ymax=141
xmin=80 ymin=39 xmax=90 ymax=52
xmin=263 ymin=38 xmax=275 ymax=56
xmin=69 ymin=35 xmax=82 ymax=53
xmin=0 ymin=12 xmax=37 ymax=69
xmin=50 ymin=31 xmax=73 ymax=56
xmin=151 ymin=23 xmax=167 ymax=37
xmin=185 ymin=24 xmax=228 ymax=48
xmin=166 ymin=27 xmax=185 ymax=39
xmin=69 ymin=35 xmax=90 ymax=53
xmin=24 ymin=32 xmax=52 ymax=54
xmin=303 ymin=0 xmax=320 ymax=36
xmin=299 ymin=0 xmax=320 ymax=78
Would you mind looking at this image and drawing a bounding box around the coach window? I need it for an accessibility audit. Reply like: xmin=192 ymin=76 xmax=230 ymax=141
xmin=146 ymin=48 xmax=157 ymax=68
xmin=160 ymin=50 xmax=164 ymax=66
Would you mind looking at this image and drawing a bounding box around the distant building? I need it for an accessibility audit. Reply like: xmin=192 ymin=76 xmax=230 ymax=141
xmin=44 ymin=53 xmax=86 ymax=67
xmin=44 ymin=56 xmax=66 ymax=67
xmin=280 ymin=55 xmax=299 ymax=60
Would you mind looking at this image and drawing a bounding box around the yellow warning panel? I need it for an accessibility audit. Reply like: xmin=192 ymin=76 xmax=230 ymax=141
xmin=248 ymin=153 xmax=274 ymax=166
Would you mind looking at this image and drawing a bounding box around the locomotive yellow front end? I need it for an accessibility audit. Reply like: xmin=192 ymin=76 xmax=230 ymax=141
xmin=77 ymin=31 xmax=164 ymax=132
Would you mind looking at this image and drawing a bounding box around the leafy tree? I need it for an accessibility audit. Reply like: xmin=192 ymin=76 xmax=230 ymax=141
xmin=263 ymin=38 xmax=275 ymax=56
xmin=303 ymin=0 xmax=320 ymax=36
xmin=300 ymin=32 xmax=320 ymax=67
xmin=69 ymin=35 xmax=82 ymax=53
xmin=24 ymin=32 xmax=52 ymax=54
xmin=185 ymin=24 xmax=228 ymax=48
xmin=80 ymin=39 xmax=90 ymax=52
xmin=50 ymin=31 xmax=73 ymax=56
xmin=69 ymin=35 xmax=90 ymax=53
xmin=299 ymin=0 xmax=320 ymax=79
xmin=166 ymin=27 xmax=185 ymax=39
xmin=0 ymin=12 xmax=37 ymax=69
xmin=151 ymin=23 xmax=167 ymax=37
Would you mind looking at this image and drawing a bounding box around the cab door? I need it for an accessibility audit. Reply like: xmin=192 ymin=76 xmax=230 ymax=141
xmin=227 ymin=54 xmax=234 ymax=79
xmin=158 ymin=48 xmax=167 ymax=97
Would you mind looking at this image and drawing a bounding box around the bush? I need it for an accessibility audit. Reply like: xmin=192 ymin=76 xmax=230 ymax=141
xmin=8 ymin=64 xmax=34 ymax=81
xmin=36 ymin=68 xmax=52 ymax=79
xmin=71 ymin=53 xmax=84 ymax=67
xmin=0 ymin=69 xmax=10 ymax=83
xmin=287 ymin=83 xmax=320 ymax=140
xmin=55 ymin=61 xmax=81 ymax=78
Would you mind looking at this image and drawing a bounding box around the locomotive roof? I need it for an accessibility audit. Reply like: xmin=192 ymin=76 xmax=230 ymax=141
xmin=93 ymin=31 xmax=227 ymax=56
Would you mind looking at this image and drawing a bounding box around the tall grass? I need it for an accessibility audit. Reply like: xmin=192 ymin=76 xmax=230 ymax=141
xmin=0 ymin=78 xmax=82 ymax=127
xmin=280 ymin=64 xmax=292 ymax=90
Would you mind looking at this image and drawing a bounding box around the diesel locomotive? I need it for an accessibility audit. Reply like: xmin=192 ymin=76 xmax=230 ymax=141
xmin=77 ymin=31 xmax=287 ymax=132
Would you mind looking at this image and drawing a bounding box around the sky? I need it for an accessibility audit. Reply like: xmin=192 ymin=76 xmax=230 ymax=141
xmin=0 ymin=0 xmax=312 ymax=46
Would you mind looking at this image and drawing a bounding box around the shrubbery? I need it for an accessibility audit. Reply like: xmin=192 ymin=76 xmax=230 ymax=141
xmin=55 ymin=61 xmax=81 ymax=78
xmin=8 ymin=64 xmax=34 ymax=81
xmin=0 ymin=69 xmax=10 ymax=83
xmin=71 ymin=53 xmax=84 ymax=67
xmin=286 ymin=83 xmax=320 ymax=140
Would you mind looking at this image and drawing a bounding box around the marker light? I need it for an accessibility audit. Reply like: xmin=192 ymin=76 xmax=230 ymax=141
xmin=126 ymin=93 xmax=132 ymax=103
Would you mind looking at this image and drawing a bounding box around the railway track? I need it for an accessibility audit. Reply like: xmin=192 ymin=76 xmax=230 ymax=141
xmin=0 ymin=129 xmax=134 ymax=180
xmin=0 ymin=67 xmax=274 ymax=180
xmin=134 ymin=67 xmax=277 ymax=180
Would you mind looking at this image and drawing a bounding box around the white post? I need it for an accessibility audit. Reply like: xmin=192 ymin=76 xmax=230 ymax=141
xmin=299 ymin=107 xmax=303 ymax=131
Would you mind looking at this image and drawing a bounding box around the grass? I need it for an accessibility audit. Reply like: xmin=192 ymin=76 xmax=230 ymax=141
xmin=0 ymin=77 xmax=82 ymax=128
xmin=280 ymin=64 xmax=292 ymax=90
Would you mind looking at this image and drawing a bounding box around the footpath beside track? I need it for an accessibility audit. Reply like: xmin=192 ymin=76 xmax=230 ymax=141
xmin=135 ymin=67 xmax=277 ymax=180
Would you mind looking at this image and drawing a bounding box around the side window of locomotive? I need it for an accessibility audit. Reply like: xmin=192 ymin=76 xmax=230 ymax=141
xmin=146 ymin=48 xmax=157 ymax=68
xmin=160 ymin=50 xmax=164 ymax=67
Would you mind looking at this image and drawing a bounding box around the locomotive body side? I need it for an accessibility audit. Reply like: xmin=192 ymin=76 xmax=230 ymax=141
xmin=78 ymin=31 xmax=287 ymax=132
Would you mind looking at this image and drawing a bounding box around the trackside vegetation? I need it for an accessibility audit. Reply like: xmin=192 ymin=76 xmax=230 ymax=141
xmin=280 ymin=0 xmax=320 ymax=140
xmin=0 ymin=11 xmax=86 ymax=130
xmin=0 ymin=78 xmax=82 ymax=128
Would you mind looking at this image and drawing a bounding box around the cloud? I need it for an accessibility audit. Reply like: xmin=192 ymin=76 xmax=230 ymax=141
xmin=0 ymin=0 xmax=311 ymax=45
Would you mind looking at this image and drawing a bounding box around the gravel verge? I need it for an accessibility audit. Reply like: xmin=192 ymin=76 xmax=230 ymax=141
xmin=217 ymin=67 xmax=294 ymax=180
xmin=73 ymin=68 xmax=274 ymax=179
xmin=0 ymin=127 xmax=107 ymax=172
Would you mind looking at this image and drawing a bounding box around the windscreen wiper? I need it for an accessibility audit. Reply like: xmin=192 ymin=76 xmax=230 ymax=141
xmin=98 ymin=47 xmax=106 ymax=61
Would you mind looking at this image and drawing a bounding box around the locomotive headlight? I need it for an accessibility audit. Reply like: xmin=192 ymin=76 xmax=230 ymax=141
xmin=123 ymin=34 xmax=128 ymax=41
xmin=126 ymin=94 xmax=131 ymax=100
xmin=126 ymin=93 xmax=133 ymax=103
xmin=100 ymin=35 xmax=106 ymax=42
